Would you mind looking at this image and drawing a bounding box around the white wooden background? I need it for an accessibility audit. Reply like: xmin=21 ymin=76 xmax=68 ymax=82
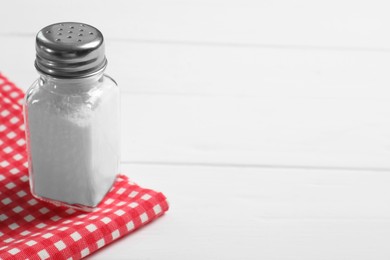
xmin=1 ymin=1 xmax=390 ymax=259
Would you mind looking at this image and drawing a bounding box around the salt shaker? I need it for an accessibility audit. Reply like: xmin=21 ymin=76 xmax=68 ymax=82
xmin=24 ymin=22 xmax=120 ymax=211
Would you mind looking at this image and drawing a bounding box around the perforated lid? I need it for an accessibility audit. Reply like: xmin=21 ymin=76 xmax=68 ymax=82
xmin=35 ymin=22 xmax=107 ymax=78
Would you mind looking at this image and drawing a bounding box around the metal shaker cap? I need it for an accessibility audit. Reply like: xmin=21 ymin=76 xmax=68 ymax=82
xmin=35 ymin=22 xmax=107 ymax=78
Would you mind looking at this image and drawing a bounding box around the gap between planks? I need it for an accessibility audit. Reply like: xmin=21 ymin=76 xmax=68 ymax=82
xmin=120 ymin=160 xmax=390 ymax=172
xmin=3 ymin=33 xmax=390 ymax=53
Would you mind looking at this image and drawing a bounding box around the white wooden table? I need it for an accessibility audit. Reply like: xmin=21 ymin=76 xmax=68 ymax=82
xmin=1 ymin=1 xmax=390 ymax=259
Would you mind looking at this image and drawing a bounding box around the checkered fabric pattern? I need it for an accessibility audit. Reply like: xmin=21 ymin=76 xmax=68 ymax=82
xmin=0 ymin=74 xmax=169 ymax=259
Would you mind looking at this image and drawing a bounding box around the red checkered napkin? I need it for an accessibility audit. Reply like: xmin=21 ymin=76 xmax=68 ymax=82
xmin=0 ymin=74 xmax=169 ymax=259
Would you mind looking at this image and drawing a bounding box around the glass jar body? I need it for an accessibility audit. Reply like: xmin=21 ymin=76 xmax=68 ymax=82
xmin=24 ymin=72 xmax=120 ymax=210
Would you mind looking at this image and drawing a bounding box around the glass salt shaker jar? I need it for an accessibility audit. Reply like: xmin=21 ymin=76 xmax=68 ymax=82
xmin=24 ymin=22 xmax=120 ymax=211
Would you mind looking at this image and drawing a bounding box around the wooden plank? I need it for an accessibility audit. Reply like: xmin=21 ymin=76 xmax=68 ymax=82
xmin=1 ymin=1 xmax=390 ymax=50
xmin=120 ymin=93 xmax=390 ymax=168
xmin=2 ymin=36 xmax=390 ymax=99
xmin=90 ymin=164 xmax=390 ymax=259
xmin=106 ymin=41 xmax=390 ymax=98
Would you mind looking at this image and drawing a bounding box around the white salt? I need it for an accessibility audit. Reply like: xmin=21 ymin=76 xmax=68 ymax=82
xmin=25 ymin=75 xmax=119 ymax=209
